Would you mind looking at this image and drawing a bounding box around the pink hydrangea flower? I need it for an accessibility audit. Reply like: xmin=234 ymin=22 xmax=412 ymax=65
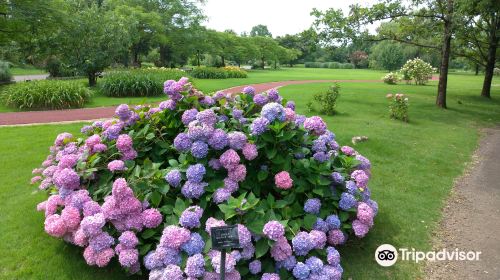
xmin=275 ymin=171 xmax=293 ymax=190
xmin=340 ymin=146 xmax=355 ymax=156
xmin=270 ymin=236 xmax=292 ymax=261
xmin=160 ymin=225 xmax=190 ymax=249
xmin=142 ymin=208 xmax=163 ymax=228
xmin=44 ymin=214 xmax=67 ymax=237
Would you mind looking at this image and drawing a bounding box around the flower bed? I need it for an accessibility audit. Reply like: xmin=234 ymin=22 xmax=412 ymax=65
xmin=31 ymin=77 xmax=377 ymax=279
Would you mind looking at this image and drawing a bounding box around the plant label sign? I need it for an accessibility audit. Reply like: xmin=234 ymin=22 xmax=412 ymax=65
xmin=211 ymin=225 xmax=240 ymax=249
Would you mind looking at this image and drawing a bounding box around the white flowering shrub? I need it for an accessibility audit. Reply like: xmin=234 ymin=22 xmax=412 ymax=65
xmin=400 ymin=58 xmax=434 ymax=85
xmin=382 ymin=72 xmax=400 ymax=85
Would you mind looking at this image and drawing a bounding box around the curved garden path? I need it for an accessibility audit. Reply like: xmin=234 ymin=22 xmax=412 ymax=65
xmin=0 ymin=79 xmax=380 ymax=126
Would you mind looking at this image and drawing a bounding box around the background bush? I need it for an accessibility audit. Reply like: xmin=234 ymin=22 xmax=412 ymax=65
xmin=100 ymin=69 xmax=186 ymax=97
xmin=400 ymin=58 xmax=434 ymax=85
xmin=312 ymin=83 xmax=341 ymax=115
xmin=190 ymin=66 xmax=248 ymax=79
xmin=0 ymin=60 xmax=12 ymax=83
xmin=383 ymin=72 xmax=400 ymax=85
xmin=305 ymin=61 xmax=354 ymax=69
xmin=1 ymin=80 xmax=91 ymax=110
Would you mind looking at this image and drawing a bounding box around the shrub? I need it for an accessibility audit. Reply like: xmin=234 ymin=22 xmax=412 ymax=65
xmin=386 ymin=93 xmax=409 ymax=122
xmin=340 ymin=63 xmax=354 ymax=69
xmin=494 ymin=67 xmax=500 ymax=76
xmin=1 ymin=80 xmax=91 ymax=110
xmin=190 ymin=67 xmax=247 ymax=79
xmin=312 ymin=84 xmax=341 ymax=115
xmin=0 ymin=60 xmax=12 ymax=83
xmin=328 ymin=62 xmax=341 ymax=69
xmin=400 ymin=58 xmax=433 ymax=85
xmin=100 ymin=69 xmax=186 ymax=97
xmin=45 ymin=56 xmax=79 ymax=78
xmin=31 ymin=77 xmax=377 ymax=279
xmin=382 ymin=72 xmax=400 ymax=85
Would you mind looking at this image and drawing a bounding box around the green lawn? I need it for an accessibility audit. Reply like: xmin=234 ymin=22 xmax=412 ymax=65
xmin=0 ymin=70 xmax=499 ymax=279
xmin=10 ymin=67 xmax=47 ymax=75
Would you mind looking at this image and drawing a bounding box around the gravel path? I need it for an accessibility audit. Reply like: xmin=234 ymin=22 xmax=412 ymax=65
xmin=425 ymin=126 xmax=500 ymax=279
xmin=0 ymin=79 xmax=378 ymax=126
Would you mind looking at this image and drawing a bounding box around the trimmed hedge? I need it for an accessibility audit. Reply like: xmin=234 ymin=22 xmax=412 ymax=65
xmin=304 ymin=61 xmax=354 ymax=69
xmin=190 ymin=66 xmax=248 ymax=79
xmin=100 ymin=69 xmax=186 ymax=97
xmin=1 ymin=80 xmax=91 ymax=110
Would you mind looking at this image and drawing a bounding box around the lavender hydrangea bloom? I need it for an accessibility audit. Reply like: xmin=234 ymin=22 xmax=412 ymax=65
xmin=249 ymin=260 xmax=261 ymax=274
xmin=292 ymin=232 xmax=313 ymax=256
xmin=250 ymin=117 xmax=270 ymax=135
xmin=253 ymin=93 xmax=268 ymax=106
xmin=331 ymin=172 xmax=344 ymax=184
xmin=326 ymin=215 xmax=341 ymax=230
xmin=173 ymin=133 xmax=192 ymax=152
xmin=339 ymin=192 xmax=357 ymax=210
xmin=180 ymin=206 xmax=203 ymax=228
xmin=305 ymin=256 xmax=324 ymax=273
xmin=191 ymin=141 xmax=209 ymax=158
xmin=293 ymin=262 xmax=311 ymax=279
xmin=232 ymin=108 xmax=244 ymax=119
xmin=261 ymin=102 xmax=286 ymax=122
xmin=185 ymin=254 xmax=205 ymax=278
xmin=89 ymin=232 xmax=114 ymax=251
xmin=304 ymin=198 xmax=321 ymax=214
xmin=313 ymin=218 xmax=329 ymax=232
xmin=181 ymin=181 xmax=207 ymax=199
xmin=327 ymin=246 xmax=341 ymax=265
xmin=115 ymin=104 xmax=131 ymax=120
xmin=165 ymin=170 xmax=182 ymax=187
xmin=262 ymin=273 xmax=281 ymax=280
xmin=181 ymin=233 xmax=205 ymax=256
xmin=242 ymin=86 xmax=255 ymax=96
xmin=312 ymin=139 xmax=328 ymax=153
xmin=181 ymin=109 xmax=198 ymax=125
xmin=196 ymin=109 xmax=217 ymax=126
xmin=313 ymin=152 xmax=329 ymax=162
xmin=286 ymin=101 xmax=295 ymax=110
xmin=227 ymin=132 xmax=247 ymax=150
xmin=213 ymin=188 xmax=231 ymax=204
xmin=345 ymin=180 xmax=358 ymax=194
xmin=159 ymin=100 xmax=176 ymax=110
xmin=102 ymin=124 xmax=122 ymax=140
xmin=208 ymin=129 xmax=229 ymax=150
xmin=267 ymin=89 xmax=280 ymax=102
xmin=277 ymin=255 xmax=297 ymax=271
xmin=304 ymin=116 xmax=327 ymax=136
xmin=263 ymin=221 xmax=285 ymax=241
xmin=186 ymin=164 xmax=206 ymax=183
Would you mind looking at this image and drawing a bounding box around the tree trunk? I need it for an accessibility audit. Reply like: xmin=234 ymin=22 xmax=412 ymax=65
xmin=475 ymin=64 xmax=479 ymax=75
xmin=436 ymin=0 xmax=453 ymax=109
xmin=481 ymin=16 xmax=499 ymax=98
xmin=88 ymin=72 xmax=97 ymax=87
xmin=261 ymin=57 xmax=265 ymax=69
xmin=221 ymin=56 xmax=225 ymax=67
xmin=196 ymin=50 xmax=200 ymax=67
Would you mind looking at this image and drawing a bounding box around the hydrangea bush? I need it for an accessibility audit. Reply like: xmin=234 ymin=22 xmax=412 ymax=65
xmin=382 ymin=72 xmax=400 ymax=85
xmin=400 ymin=58 xmax=433 ymax=85
xmin=386 ymin=93 xmax=409 ymax=122
xmin=31 ymin=77 xmax=378 ymax=280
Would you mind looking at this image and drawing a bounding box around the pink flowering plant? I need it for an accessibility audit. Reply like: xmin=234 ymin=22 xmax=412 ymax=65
xmin=386 ymin=93 xmax=409 ymax=122
xmin=31 ymin=78 xmax=377 ymax=279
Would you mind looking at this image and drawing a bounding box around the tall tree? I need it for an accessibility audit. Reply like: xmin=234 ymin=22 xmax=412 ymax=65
xmin=250 ymin=24 xmax=273 ymax=38
xmin=313 ymin=0 xmax=457 ymax=108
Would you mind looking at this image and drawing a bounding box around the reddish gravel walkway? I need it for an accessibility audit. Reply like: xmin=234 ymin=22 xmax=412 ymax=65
xmin=0 ymin=79 xmax=382 ymax=126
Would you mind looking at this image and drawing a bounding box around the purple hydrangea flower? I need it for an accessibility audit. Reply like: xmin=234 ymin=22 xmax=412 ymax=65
xmin=261 ymin=102 xmax=286 ymax=122
xmin=108 ymin=160 xmax=126 ymax=172
xmin=209 ymin=158 xmax=222 ymax=170
xmin=304 ymin=198 xmax=321 ymax=214
xmin=242 ymin=86 xmax=255 ymax=96
xmin=181 ymin=181 xmax=207 ymax=199
xmin=89 ymin=232 xmax=115 ymax=251
xmin=182 ymin=109 xmax=198 ymax=125
xmin=327 ymin=229 xmax=346 ymax=246
xmin=314 ymin=218 xmax=329 ymax=232
xmin=312 ymin=139 xmax=328 ymax=153
xmin=180 ymin=206 xmax=203 ymax=229
xmin=186 ymin=164 xmax=206 ymax=183
xmin=185 ymin=254 xmax=205 ymax=278
xmin=326 ymin=215 xmax=341 ymax=230
xmin=292 ymin=231 xmax=313 ymax=256
xmin=196 ymin=109 xmax=217 ymax=126
xmin=242 ymin=143 xmax=258 ymax=160
xmin=159 ymin=100 xmax=176 ymax=110
xmin=293 ymin=262 xmax=311 ymax=279
xmin=173 ymin=133 xmax=192 ymax=152
xmin=253 ymin=93 xmax=268 ymax=106
xmin=304 ymin=116 xmax=327 ymax=136
xmin=250 ymin=117 xmax=270 ymax=135
xmin=331 ymin=172 xmax=344 ymax=184
xmin=115 ymin=104 xmax=131 ymax=120
xmin=227 ymin=131 xmax=247 ymax=150
xmin=286 ymin=101 xmax=295 ymax=110
xmin=219 ymin=149 xmax=240 ymax=169
xmin=352 ymin=219 xmax=370 ymax=238
xmin=232 ymin=108 xmax=244 ymax=119
xmin=213 ymin=188 xmax=231 ymax=204
xmin=249 ymin=260 xmax=261 ymax=274
xmin=345 ymin=180 xmax=358 ymax=194
xmin=191 ymin=141 xmax=209 ymax=158
xmin=263 ymin=221 xmax=285 ymax=241
xmin=208 ymin=129 xmax=229 ymax=150
xmin=270 ymin=236 xmax=292 ymax=261
xmin=313 ymin=152 xmax=329 ymax=162
xmin=277 ymin=255 xmax=297 ymax=271
xmin=118 ymin=231 xmax=138 ymax=248
xmin=305 ymin=256 xmax=324 ymax=273
xmin=267 ymin=89 xmax=281 ymax=102
xmin=327 ymin=246 xmax=341 ymax=265
xmin=339 ymin=192 xmax=357 ymax=210
xmin=142 ymin=208 xmax=162 ymax=228
xmin=181 ymin=232 xmax=205 ymax=256
xmin=165 ymin=169 xmax=182 ymax=187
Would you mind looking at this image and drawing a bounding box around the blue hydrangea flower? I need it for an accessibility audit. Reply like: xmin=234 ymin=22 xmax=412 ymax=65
xmin=326 ymin=215 xmax=341 ymax=230
xmin=182 ymin=109 xmax=198 ymax=125
xmin=181 ymin=233 xmax=205 ymax=256
xmin=313 ymin=152 xmax=329 ymax=162
xmin=312 ymin=139 xmax=328 ymax=153
xmin=250 ymin=117 xmax=270 ymax=135
xmin=249 ymin=260 xmax=262 ymax=274
xmin=305 ymin=256 xmax=324 ymax=273
xmin=228 ymin=131 xmax=247 ymax=150
xmin=173 ymin=133 xmax=192 ymax=152
xmin=304 ymin=198 xmax=321 ymax=214
xmin=339 ymin=192 xmax=357 ymax=210
xmin=165 ymin=169 xmax=182 ymax=187
xmin=191 ymin=141 xmax=208 ymax=158
xmin=261 ymin=102 xmax=286 ymax=122
xmin=292 ymin=232 xmax=313 ymax=256
xmin=345 ymin=180 xmax=358 ymax=195
xmin=313 ymin=218 xmax=329 ymax=232
xmin=293 ymin=262 xmax=311 ymax=279
xmin=277 ymin=255 xmax=297 ymax=271
xmin=208 ymin=129 xmax=229 ymax=150
xmin=331 ymin=172 xmax=344 ymax=184
xmin=186 ymin=164 xmax=206 ymax=183
xmin=181 ymin=181 xmax=207 ymax=199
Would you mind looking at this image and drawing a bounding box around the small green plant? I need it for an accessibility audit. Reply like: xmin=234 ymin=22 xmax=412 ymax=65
xmin=190 ymin=66 xmax=247 ymax=79
xmin=386 ymin=93 xmax=409 ymax=122
xmin=312 ymin=83 xmax=341 ymax=115
xmin=382 ymin=72 xmax=400 ymax=84
xmin=100 ymin=69 xmax=185 ymax=97
xmin=1 ymin=80 xmax=91 ymax=110
xmin=306 ymin=101 xmax=314 ymax=112
xmin=0 ymin=60 xmax=12 ymax=83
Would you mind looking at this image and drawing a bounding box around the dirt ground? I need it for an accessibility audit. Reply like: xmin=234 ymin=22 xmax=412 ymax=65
xmin=425 ymin=127 xmax=500 ymax=280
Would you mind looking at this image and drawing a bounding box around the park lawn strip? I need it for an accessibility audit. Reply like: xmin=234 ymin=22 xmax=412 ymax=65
xmin=10 ymin=67 xmax=47 ymax=75
xmin=0 ymin=72 xmax=498 ymax=279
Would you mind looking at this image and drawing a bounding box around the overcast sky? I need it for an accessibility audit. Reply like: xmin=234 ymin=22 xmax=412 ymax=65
xmin=202 ymin=0 xmax=379 ymax=37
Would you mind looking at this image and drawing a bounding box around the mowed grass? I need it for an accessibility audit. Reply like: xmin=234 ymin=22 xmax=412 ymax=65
xmin=0 ymin=68 xmax=387 ymax=112
xmin=0 ymin=71 xmax=498 ymax=279
xmin=10 ymin=67 xmax=47 ymax=75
